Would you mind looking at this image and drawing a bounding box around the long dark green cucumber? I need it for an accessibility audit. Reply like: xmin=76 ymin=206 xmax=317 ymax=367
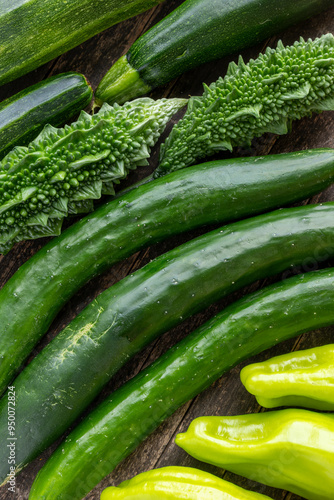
xmin=1 ymin=149 xmax=333 ymax=396
xmin=3 ymin=202 xmax=334 ymax=485
xmin=28 ymin=268 xmax=334 ymax=499
xmin=0 ymin=0 xmax=165 ymax=87
xmin=0 ymin=73 xmax=93 ymax=160
xmin=95 ymin=0 xmax=334 ymax=104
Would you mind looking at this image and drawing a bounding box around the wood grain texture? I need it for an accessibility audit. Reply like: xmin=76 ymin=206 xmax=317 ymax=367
xmin=0 ymin=1 xmax=334 ymax=498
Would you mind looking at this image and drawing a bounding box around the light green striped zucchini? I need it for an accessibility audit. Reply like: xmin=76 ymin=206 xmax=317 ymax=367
xmin=0 ymin=0 xmax=165 ymax=87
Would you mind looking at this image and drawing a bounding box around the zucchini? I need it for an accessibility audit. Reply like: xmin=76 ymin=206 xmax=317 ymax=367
xmin=29 ymin=267 xmax=334 ymax=499
xmin=0 ymin=0 xmax=165 ymax=87
xmin=95 ymin=0 xmax=334 ymax=104
xmin=3 ymin=202 xmax=334 ymax=485
xmin=0 ymin=72 xmax=93 ymax=160
xmin=1 ymin=148 xmax=333 ymax=397
xmin=157 ymin=34 xmax=334 ymax=176
xmin=0 ymin=96 xmax=185 ymax=253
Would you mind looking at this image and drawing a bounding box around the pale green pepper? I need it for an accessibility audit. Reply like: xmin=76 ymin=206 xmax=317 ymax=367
xmin=240 ymin=344 xmax=334 ymax=410
xmin=100 ymin=466 xmax=272 ymax=499
xmin=175 ymin=409 xmax=334 ymax=500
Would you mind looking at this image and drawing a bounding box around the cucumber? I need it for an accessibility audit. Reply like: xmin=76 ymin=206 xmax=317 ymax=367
xmin=29 ymin=267 xmax=334 ymax=499
xmin=3 ymin=202 xmax=334 ymax=486
xmin=0 ymin=0 xmax=165 ymax=87
xmin=95 ymin=0 xmax=334 ymax=104
xmin=0 ymin=72 xmax=93 ymax=160
xmin=1 ymin=149 xmax=333 ymax=397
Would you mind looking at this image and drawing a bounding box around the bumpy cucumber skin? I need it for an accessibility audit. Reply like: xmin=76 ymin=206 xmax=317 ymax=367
xmin=131 ymin=0 xmax=334 ymax=89
xmin=158 ymin=34 xmax=334 ymax=176
xmin=29 ymin=268 xmax=334 ymax=499
xmin=4 ymin=202 xmax=334 ymax=486
xmin=0 ymin=73 xmax=93 ymax=160
xmin=0 ymin=0 xmax=164 ymax=87
xmin=0 ymin=149 xmax=334 ymax=397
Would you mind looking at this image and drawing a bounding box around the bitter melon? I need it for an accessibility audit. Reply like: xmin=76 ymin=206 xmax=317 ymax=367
xmin=157 ymin=34 xmax=334 ymax=176
xmin=0 ymin=97 xmax=186 ymax=253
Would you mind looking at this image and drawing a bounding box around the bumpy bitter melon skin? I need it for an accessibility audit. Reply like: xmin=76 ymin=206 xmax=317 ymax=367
xmin=0 ymin=97 xmax=186 ymax=253
xmin=157 ymin=34 xmax=334 ymax=176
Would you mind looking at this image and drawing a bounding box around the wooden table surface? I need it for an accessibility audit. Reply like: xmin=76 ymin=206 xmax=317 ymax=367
xmin=1 ymin=2 xmax=334 ymax=499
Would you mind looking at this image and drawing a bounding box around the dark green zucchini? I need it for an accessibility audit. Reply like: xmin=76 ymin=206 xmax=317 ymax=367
xmin=3 ymin=202 xmax=334 ymax=486
xmin=0 ymin=149 xmax=334 ymax=397
xmin=95 ymin=0 xmax=334 ymax=104
xmin=0 ymin=72 xmax=93 ymax=160
xmin=0 ymin=0 xmax=165 ymax=87
xmin=29 ymin=268 xmax=334 ymax=499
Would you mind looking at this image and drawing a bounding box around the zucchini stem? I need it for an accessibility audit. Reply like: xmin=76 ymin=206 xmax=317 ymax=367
xmin=95 ymin=55 xmax=151 ymax=106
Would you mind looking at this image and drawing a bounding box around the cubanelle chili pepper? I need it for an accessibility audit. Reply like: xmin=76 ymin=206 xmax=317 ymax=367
xmin=175 ymin=409 xmax=334 ymax=500
xmin=100 ymin=466 xmax=273 ymax=499
xmin=240 ymin=343 xmax=334 ymax=410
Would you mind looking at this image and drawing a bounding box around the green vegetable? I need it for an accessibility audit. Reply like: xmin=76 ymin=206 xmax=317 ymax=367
xmin=241 ymin=343 xmax=334 ymax=410
xmin=0 ymin=97 xmax=185 ymax=253
xmin=4 ymin=202 xmax=334 ymax=488
xmin=29 ymin=267 xmax=334 ymax=500
xmin=96 ymin=0 xmax=334 ymax=105
xmin=1 ymin=148 xmax=333 ymax=397
xmin=100 ymin=466 xmax=273 ymax=499
xmin=0 ymin=72 xmax=92 ymax=160
xmin=0 ymin=0 xmax=165 ymax=87
xmin=176 ymin=409 xmax=334 ymax=500
xmin=157 ymin=34 xmax=334 ymax=177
